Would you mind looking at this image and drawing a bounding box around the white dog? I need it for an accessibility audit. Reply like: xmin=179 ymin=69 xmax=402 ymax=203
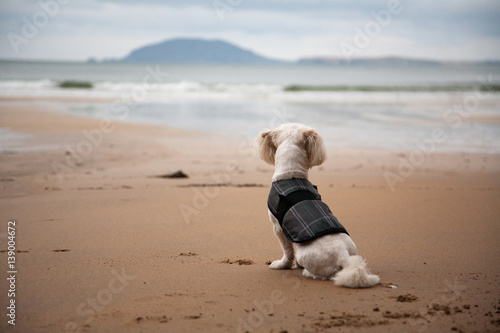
xmin=257 ymin=123 xmax=379 ymax=288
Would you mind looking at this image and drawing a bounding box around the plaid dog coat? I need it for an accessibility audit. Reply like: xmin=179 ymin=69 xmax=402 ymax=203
xmin=267 ymin=178 xmax=348 ymax=243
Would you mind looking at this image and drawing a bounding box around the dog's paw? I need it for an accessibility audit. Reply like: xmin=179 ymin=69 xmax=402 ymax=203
xmin=269 ymin=259 xmax=293 ymax=270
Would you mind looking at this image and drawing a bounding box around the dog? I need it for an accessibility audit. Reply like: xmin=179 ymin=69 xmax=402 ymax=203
xmin=257 ymin=123 xmax=380 ymax=288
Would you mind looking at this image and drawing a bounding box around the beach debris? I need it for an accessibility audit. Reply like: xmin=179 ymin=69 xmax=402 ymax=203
xmin=52 ymin=249 xmax=70 ymax=252
xmin=185 ymin=314 xmax=202 ymax=320
xmin=177 ymin=183 xmax=228 ymax=187
xmin=219 ymin=259 xmax=254 ymax=265
xmin=77 ymin=187 xmax=104 ymax=190
xmin=428 ymin=303 xmax=452 ymax=315
xmin=380 ymin=283 xmax=398 ymax=289
xmin=157 ymin=170 xmax=189 ymax=179
xmin=136 ymin=315 xmax=170 ymax=324
xmin=164 ymin=292 xmax=188 ymax=297
xmin=382 ymin=311 xmax=422 ymax=319
xmin=396 ymin=294 xmax=418 ymax=302
xmin=314 ymin=312 xmax=389 ymax=328
xmin=179 ymin=252 xmax=197 ymax=256
xmin=177 ymin=183 xmax=264 ymax=188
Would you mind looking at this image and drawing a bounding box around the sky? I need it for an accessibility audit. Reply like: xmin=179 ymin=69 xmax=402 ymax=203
xmin=1 ymin=0 xmax=499 ymax=62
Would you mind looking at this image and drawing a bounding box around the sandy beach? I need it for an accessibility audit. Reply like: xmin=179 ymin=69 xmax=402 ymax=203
xmin=1 ymin=103 xmax=499 ymax=333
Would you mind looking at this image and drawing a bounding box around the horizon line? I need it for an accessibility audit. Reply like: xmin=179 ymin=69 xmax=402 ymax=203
xmin=1 ymin=56 xmax=500 ymax=65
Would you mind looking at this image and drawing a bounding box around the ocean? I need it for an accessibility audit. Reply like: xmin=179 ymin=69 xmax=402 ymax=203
xmin=1 ymin=60 xmax=500 ymax=153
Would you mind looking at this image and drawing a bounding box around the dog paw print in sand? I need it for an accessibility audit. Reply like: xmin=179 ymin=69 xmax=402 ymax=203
xmin=219 ymin=259 xmax=254 ymax=265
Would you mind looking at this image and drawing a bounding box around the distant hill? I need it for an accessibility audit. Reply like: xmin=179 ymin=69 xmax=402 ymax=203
xmin=112 ymin=38 xmax=287 ymax=65
xmin=91 ymin=38 xmax=500 ymax=66
xmin=296 ymin=56 xmax=500 ymax=67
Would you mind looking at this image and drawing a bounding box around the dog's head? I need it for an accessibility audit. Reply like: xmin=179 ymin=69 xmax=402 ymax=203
xmin=257 ymin=123 xmax=326 ymax=169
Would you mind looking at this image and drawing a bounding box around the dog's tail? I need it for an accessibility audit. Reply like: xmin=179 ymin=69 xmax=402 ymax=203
xmin=333 ymin=255 xmax=380 ymax=288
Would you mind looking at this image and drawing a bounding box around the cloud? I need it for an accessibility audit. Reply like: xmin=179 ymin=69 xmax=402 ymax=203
xmin=0 ymin=0 xmax=499 ymax=61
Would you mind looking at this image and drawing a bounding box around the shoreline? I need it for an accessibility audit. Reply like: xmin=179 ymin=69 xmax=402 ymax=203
xmin=0 ymin=102 xmax=499 ymax=332
xmin=2 ymin=92 xmax=500 ymax=157
xmin=2 ymin=100 xmax=500 ymax=153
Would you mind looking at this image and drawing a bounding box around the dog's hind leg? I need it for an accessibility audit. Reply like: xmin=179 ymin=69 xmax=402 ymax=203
xmin=302 ymin=269 xmax=315 ymax=279
xmin=302 ymin=269 xmax=328 ymax=280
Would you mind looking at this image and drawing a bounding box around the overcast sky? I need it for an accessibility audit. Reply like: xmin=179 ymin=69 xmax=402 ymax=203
xmin=1 ymin=0 xmax=499 ymax=62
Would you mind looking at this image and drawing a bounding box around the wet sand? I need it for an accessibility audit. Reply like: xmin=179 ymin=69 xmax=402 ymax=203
xmin=0 ymin=103 xmax=499 ymax=333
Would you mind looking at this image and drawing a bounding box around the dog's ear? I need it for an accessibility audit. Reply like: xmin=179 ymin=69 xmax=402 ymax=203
xmin=303 ymin=129 xmax=326 ymax=168
xmin=257 ymin=130 xmax=276 ymax=165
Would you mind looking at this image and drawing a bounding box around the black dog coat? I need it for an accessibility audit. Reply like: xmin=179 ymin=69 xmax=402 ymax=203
xmin=267 ymin=178 xmax=348 ymax=243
